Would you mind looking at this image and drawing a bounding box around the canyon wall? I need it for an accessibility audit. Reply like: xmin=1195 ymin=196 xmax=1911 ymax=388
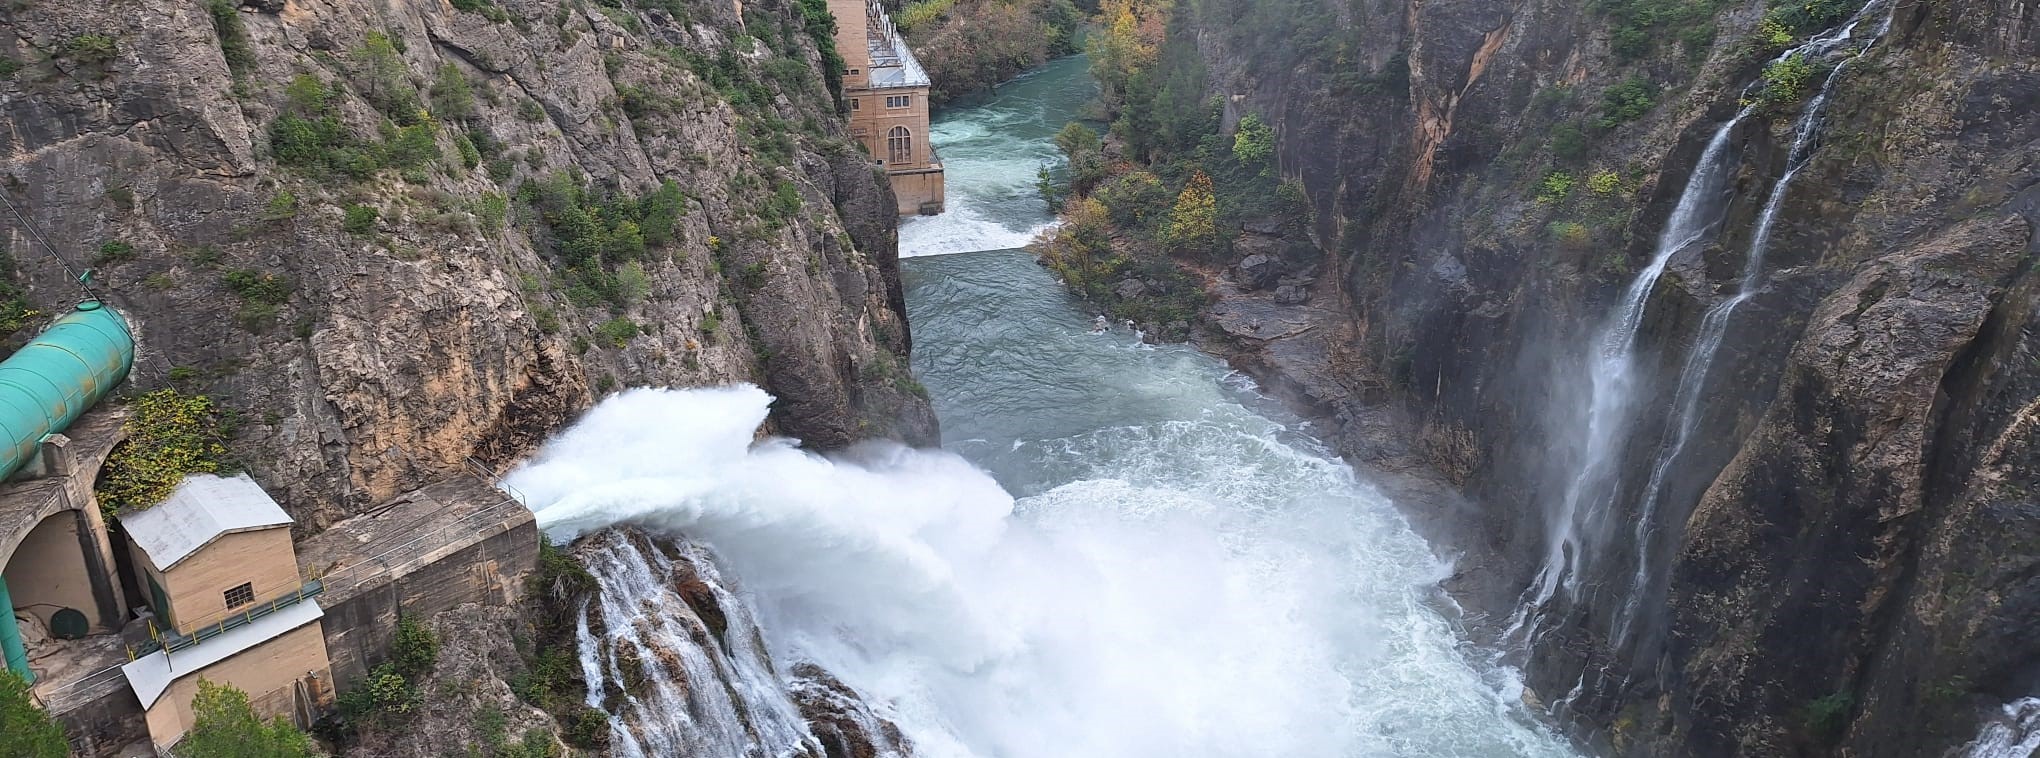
xmin=0 ymin=0 xmax=936 ymax=533
xmin=1113 ymin=0 xmax=2038 ymax=753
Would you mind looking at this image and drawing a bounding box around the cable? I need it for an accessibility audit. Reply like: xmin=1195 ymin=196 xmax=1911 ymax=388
xmin=0 ymin=190 xmax=105 ymax=306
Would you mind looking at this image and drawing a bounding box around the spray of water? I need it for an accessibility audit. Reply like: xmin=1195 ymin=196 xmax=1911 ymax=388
xmin=508 ymin=385 xmax=1577 ymax=758
xmin=1959 ymin=697 xmax=2040 ymax=758
xmin=1519 ymin=0 xmax=1900 ymax=655
xmin=1608 ymin=3 xmax=1898 ymax=645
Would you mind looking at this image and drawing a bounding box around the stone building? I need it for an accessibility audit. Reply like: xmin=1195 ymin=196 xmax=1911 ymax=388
xmin=829 ymin=0 xmax=945 ymax=215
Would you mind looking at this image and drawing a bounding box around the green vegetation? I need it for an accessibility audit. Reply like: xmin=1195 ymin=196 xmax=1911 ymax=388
xmin=1757 ymin=53 xmax=1825 ymax=111
xmin=1597 ymin=77 xmax=1659 ymax=129
xmin=1591 ymin=0 xmax=1727 ymax=60
xmin=95 ymin=240 xmax=136 ymax=264
xmin=1547 ymin=220 xmax=1592 ymax=248
xmin=223 ymin=268 xmax=293 ymax=331
xmin=391 ymin=615 xmax=439 ymax=678
xmin=0 ymin=670 xmax=65 ymax=758
xmin=0 ymin=57 xmax=21 ymax=79
xmin=263 ymin=191 xmax=299 ymax=221
xmin=97 ymin=389 xmax=230 ymax=516
xmin=1159 ymin=171 xmax=1217 ymax=253
xmin=521 ymin=173 xmax=685 ymax=311
xmin=1230 ymin=113 xmax=1274 ymax=167
xmin=207 ymin=0 xmax=257 ymax=73
xmin=178 ymin=679 xmax=319 ymax=758
xmin=1764 ymin=0 xmax=1861 ymax=39
xmin=1588 ymin=170 xmax=1625 ymax=196
xmin=451 ymin=0 xmax=513 ymax=22
xmin=269 ymin=75 xmax=440 ymax=180
xmin=1549 ymin=124 xmax=1588 ymax=161
xmin=476 ymin=705 xmax=562 ymax=758
xmin=1537 ymin=171 xmax=1577 ymax=203
xmin=342 ymin=204 xmax=379 ymax=235
xmin=897 ymin=0 xmax=960 ymax=31
xmin=432 ymin=64 xmax=476 ymax=122
xmin=515 ymin=537 xmax=606 ymax=751
xmin=64 ymin=34 xmax=118 ymax=65
xmin=1801 ymin=691 xmax=1854 ymax=741
xmin=596 ymin=317 xmax=639 ymax=347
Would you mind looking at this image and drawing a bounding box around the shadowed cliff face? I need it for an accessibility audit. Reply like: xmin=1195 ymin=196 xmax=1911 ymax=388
xmin=1140 ymin=0 xmax=2039 ymax=752
xmin=0 ymin=0 xmax=936 ymax=530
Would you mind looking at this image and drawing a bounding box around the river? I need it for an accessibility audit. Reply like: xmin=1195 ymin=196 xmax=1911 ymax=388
xmin=511 ymin=55 xmax=1577 ymax=757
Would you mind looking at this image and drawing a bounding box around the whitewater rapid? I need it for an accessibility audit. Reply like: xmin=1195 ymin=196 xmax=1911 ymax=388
xmin=509 ymin=384 xmax=1574 ymax=757
xmin=504 ymin=52 xmax=1575 ymax=758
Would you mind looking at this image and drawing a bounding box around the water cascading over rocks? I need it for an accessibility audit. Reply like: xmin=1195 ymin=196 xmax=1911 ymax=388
xmin=1512 ymin=0 xmax=1900 ymax=681
xmin=573 ymin=528 xmax=910 ymax=758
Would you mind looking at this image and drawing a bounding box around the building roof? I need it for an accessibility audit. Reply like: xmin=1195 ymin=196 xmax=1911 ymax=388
xmin=121 ymin=474 xmax=293 ymax=571
xmin=865 ymin=27 xmax=928 ymax=89
xmin=120 ymin=599 xmax=323 ymax=709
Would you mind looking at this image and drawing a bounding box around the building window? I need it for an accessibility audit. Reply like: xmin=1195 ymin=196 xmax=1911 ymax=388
xmin=888 ymin=126 xmax=912 ymax=164
xmin=847 ymin=68 xmax=860 ymax=76
xmin=850 ymin=98 xmax=860 ymax=110
xmin=886 ymin=95 xmax=911 ymax=109
xmin=224 ymin=582 xmax=255 ymax=610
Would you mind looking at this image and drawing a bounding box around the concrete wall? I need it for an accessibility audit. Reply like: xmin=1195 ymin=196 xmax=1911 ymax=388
xmin=150 ymin=528 xmax=299 ymax=636
xmin=319 ymin=513 xmax=537 ymax=690
xmin=2 ymin=511 xmax=104 ymax=634
xmin=891 ymin=169 xmax=945 ymax=215
xmin=142 ymin=621 xmax=331 ymax=746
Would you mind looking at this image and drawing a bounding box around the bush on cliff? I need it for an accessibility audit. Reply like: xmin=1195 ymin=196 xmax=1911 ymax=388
xmin=177 ymin=679 xmax=318 ymax=758
xmin=0 ymin=670 xmax=65 ymax=758
xmin=97 ymin=389 xmax=232 ymax=516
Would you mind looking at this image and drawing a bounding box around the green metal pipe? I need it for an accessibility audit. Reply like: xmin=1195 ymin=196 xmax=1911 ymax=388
xmin=0 ymin=301 xmax=133 ymax=483
xmin=0 ymin=575 xmax=27 ymax=682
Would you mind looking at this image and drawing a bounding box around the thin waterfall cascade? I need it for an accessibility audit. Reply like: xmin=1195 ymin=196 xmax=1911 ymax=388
xmin=1517 ymin=0 xmax=1900 ymax=647
xmin=1958 ymin=698 xmax=2040 ymax=758
xmin=574 ymin=527 xmax=911 ymax=758
xmin=1608 ymin=0 xmax=1900 ymax=645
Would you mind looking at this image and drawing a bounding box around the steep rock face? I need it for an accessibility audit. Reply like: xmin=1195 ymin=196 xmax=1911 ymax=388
xmin=1147 ymin=0 xmax=2040 ymax=752
xmin=0 ymin=0 xmax=936 ymax=530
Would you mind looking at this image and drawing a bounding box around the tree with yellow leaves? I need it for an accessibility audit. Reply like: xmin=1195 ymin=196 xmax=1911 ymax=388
xmin=1161 ymin=171 xmax=1217 ymax=253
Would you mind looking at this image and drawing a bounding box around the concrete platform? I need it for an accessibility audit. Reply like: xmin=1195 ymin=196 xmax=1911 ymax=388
xmin=297 ymin=474 xmax=537 ymax=690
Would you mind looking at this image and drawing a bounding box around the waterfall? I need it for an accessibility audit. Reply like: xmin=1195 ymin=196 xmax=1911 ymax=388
xmin=573 ymin=528 xmax=909 ymax=758
xmin=1523 ymin=109 xmax=1748 ymax=615
xmin=1609 ymin=1 xmax=1899 ymax=646
xmin=1519 ymin=0 xmax=1899 ymax=647
xmin=1957 ymin=698 xmax=2040 ymax=758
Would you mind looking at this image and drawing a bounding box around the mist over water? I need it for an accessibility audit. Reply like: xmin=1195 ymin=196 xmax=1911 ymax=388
xmin=507 ymin=54 xmax=1577 ymax=757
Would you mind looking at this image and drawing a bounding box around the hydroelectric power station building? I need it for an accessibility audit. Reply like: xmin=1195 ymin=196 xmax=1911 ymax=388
xmin=0 ymin=300 xmax=540 ymax=755
xmin=830 ymin=0 xmax=946 ymax=215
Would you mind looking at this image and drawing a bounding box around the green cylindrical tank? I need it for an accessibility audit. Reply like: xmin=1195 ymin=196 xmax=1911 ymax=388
xmin=0 ymin=575 xmax=27 ymax=682
xmin=0 ymin=301 xmax=133 ymax=483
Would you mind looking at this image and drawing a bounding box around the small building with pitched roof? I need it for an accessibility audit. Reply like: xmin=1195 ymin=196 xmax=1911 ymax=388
xmin=116 ymin=474 xmax=331 ymax=750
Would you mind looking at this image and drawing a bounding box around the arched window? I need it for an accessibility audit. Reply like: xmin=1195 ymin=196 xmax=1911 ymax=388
xmin=887 ymin=126 xmax=913 ymax=165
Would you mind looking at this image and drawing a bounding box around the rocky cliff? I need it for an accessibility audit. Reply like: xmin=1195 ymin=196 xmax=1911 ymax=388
xmin=0 ymin=0 xmax=936 ymax=533
xmin=1078 ymin=0 xmax=2039 ymax=753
